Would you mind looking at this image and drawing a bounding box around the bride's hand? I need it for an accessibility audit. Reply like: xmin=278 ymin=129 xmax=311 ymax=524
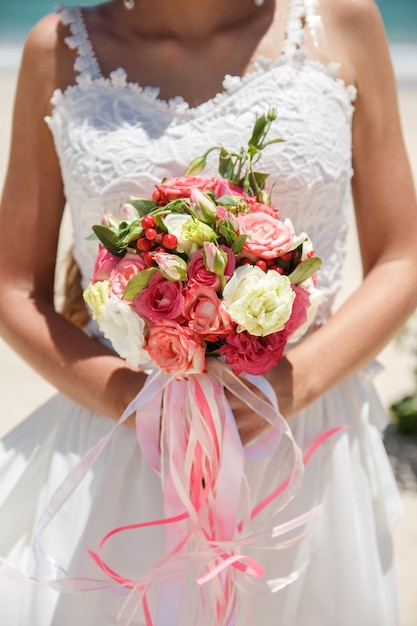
xmin=226 ymin=357 xmax=296 ymax=446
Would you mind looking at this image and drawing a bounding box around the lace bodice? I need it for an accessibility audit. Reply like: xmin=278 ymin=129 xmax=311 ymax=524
xmin=46 ymin=0 xmax=357 ymax=326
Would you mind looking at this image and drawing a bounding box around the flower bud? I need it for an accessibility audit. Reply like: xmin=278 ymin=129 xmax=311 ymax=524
xmin=153 ymin=251 xmax=188 ymax=281
xmin=203 ymin=242 xmax=228 ymax=276
xmin=190 ymin=189 xmax=217 ymax=223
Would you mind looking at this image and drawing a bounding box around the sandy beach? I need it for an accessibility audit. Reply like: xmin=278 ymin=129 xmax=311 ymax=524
xmin=0 ymin=65 xmax=417 ymax=624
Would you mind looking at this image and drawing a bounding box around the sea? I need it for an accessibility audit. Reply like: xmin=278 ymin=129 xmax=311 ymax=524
xmin=0 ymin=0 xmax=416 ymax=83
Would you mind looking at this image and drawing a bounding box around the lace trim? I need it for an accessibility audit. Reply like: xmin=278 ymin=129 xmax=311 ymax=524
xmin=49 ymin=52 xmax=356 ymax=123
xmin=59 ymin=4 xmax=102 ymax=81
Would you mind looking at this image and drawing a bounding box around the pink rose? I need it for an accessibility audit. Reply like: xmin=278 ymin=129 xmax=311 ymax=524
xmin=214 ymin=179 xmax=252 ymax=199
xmin=92 ymin=244 xmax=120 ymax=282
xmin=238 ymin=211 xmax=292 ymax=260
xmin=134 ymin=272 xmax=184 ymax=322
xmin=219 ymin=329 xmax=288 ymax=376
xmin=145 ymin=320 xmax=206 ymax=379
xmin=152 ymin=176 xmax=217 ymax=204
xmin=247 ymin=199 xmax=280 ymax=218
xmin=220 ymin=245 xmax=236 ymax=279
xmin=183 ymin=285 xmax=234 ymax=342
xmin=109 ymin=252 xmax=147 ymax=298
xmin=285 ymin=285 xmax=310 ymax=339
xmin=187 ymin=250 xmax=221 ymax=291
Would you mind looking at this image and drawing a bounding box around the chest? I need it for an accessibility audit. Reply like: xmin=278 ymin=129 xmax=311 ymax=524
xmin=54 ymin=60 xmax=354 ymax=207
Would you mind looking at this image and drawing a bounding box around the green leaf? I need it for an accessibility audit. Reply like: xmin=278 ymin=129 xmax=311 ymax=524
xmin=118 ymin=220 xmax=142 ymax=243
xmin=128 ymin=199 xmax=157 ymax=217
xmin=248 ymin=114 xmax=267 ymax=148
xmin=231 ymin=234 xmax=247 ymax=254
xmin=215 ymin=195 xmax=239 ymax=207
xmin=218 ymin=147 xmax=235 ymax=180
xmin=92 ymin=225 xmax=126 ymax=256
xmin=155 ymin=214 xmax=168 ymax=233
xmin=252 ymin=171 xmax=270 ymax=188
xmin=263 ymin=138 xmax=286 ymax=147
xmin=288 ymin=257 xmax=322 ymax=285
xmin=217 ymin=221 xmax=237 ymax=245
xmin=123 ymin=268 xmax=158 ymax=301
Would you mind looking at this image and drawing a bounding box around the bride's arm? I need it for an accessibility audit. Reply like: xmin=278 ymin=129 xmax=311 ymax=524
xmin=236 ymin=0 xmax=417 ymax=442
xmin=0 ymin=16 xmax=146 ymax=422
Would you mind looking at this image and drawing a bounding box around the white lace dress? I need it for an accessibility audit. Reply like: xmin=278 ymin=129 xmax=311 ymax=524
xmin=0 ymin=2 xmax=403 ymax=625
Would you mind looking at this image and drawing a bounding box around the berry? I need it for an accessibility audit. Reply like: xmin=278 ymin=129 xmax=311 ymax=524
xmin=280 ymin=252 xmax=292 ymax=262
xmin=255 ymin=259 xmax=267 ymax=271
xmin=136 ymin=237 xmax=152 ymax=252
xmin=271 ymin=265 xmax=284 ymax=274
xmin=141 ymin=214 xmax=156 ymax=229
xmin=145 ymin=227 xmax=157 ymax=241
xmin=144 ymin=251 xmax=154 ymax=266
xmin=162 ymin=233 xmax=178 ymax=249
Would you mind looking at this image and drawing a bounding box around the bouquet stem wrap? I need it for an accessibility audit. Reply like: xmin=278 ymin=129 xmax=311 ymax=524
xmin=0 ymin=359 xmax=346 ymax=625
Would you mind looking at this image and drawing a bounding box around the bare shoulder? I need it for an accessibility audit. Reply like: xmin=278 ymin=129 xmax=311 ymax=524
xmin=319 ymin=0 xmax=391 ymax=88
xmin=323 ymin=0 xmax=382 ymax=25
xmin=17 ymin=12 xmax=76 ymax=108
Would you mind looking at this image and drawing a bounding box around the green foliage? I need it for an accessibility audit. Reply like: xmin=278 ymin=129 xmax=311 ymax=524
xmin=184 ymin=108 xmax=284 ymax=202
xmin=123 ymin=268 xmax=158 ymax=301
xmin=288 ymin=257 xmax=323 ymax=285
xmin=390 ymin=394 xmax=417 ymax=435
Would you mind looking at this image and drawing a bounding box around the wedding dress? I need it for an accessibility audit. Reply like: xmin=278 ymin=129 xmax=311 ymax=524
xmin=0 ymin=1 xmax=402 ymax=624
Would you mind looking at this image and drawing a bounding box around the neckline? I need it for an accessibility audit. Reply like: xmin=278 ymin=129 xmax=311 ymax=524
xmin=59 ymin=0 xmax=306 ymax=107
xmin=52 ymin=2 xmax=357 ymax=119
xmin=49 ymin=50 xmax=357 ymax=121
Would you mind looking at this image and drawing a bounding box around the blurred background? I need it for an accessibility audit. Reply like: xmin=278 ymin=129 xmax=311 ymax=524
xmin=0 ymin=0 xmax=416 ymax=78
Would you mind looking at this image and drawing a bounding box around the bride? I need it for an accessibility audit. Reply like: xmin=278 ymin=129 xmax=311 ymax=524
xmin=1 ymin=0 xmax=416 ymax=624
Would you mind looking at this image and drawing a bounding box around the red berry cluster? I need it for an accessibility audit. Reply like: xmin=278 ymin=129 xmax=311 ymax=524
xmin=136 ymin=214 xmax=178 ymax=265
xmin=239 ymin=249 xmax=301 ymax=274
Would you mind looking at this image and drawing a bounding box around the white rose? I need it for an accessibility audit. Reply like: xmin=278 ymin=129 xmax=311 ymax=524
xmin=83 ymin=280 xmax=110 ymax=323
xmin=163 ymin=213 xmax=198 ymax=256
xmin=287 ymin=279 xmax=323 ymax=343
xmin=283 ymin=218 xmax=309 ymax=252
xmin=99 ymin=297 xmax=151 ymax=368
xmin=222 ymin=265 xmax=295 ymax=336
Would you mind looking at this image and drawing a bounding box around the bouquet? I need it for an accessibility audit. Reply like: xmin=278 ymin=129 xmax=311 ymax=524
xmin=2 ymin=112 xmax=346 ymax=626
xmin=84 ymin=110 xmax=322 ymax=380
xmin=75 ymin=110 xmax=326 ymax=625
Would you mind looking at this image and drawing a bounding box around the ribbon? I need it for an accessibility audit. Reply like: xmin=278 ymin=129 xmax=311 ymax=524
xmin=1 ymin=359 xmax=347 ymax=626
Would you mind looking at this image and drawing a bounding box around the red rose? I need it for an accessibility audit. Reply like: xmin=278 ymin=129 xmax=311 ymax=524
xmin=134 ymin=272 xmax=184 ymax=322
xmin=285 ymin=285 xmax=310 ymax=339
xmin=187 ymin=250 xmax=222 ymax=291
xmin=152 ymin=176 xmax=217 ymax=204
xmin=219 ymin=329 xmax=288 ymax=376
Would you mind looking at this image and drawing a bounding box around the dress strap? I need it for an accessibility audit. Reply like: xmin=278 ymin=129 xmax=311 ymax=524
xmin=283 ymin=0 xmax=328 ymax=59
xmin=58 ymin=5 xmax=102 ymax=81
xmin=282 ymin=0 xmax=306 ymax=58
xmin=304 ymin=0 xmax=329 ymax=57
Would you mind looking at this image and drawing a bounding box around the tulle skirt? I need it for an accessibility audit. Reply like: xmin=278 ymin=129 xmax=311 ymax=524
xmin=0 ymin=367 xmax=402 ymax=625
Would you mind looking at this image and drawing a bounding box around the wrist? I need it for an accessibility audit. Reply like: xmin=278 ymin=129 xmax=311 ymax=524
xmin=106 ymin=364 xmax=148 ymax=420
xmin=265 ymin=348 xmax=317 ymax=419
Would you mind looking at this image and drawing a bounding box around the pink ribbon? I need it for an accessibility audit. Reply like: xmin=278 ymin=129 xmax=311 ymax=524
xmin=1 ymin=359 xmax=347 ymax=626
